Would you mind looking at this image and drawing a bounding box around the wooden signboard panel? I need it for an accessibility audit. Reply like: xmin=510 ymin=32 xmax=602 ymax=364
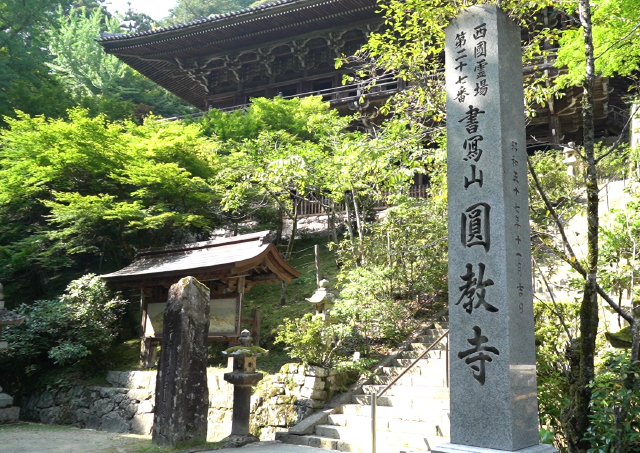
xmin=144 ymin=294 xmax=241 ymax=338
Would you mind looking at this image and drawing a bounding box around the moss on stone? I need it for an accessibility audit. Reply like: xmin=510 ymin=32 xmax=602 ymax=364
xmin=223 ymin=346 xmax=268 ymax=357
xmin=605 ymin=326 xmax=632 ymax=349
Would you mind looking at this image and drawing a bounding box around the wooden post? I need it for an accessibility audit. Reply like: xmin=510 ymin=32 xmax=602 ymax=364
xmin=139 ymin=289 xmax=151 ymax=367
xmin=250 ymin=308 xmax=261 ymax=348
xmin=314 ymin=244 xmax=321 ymax=287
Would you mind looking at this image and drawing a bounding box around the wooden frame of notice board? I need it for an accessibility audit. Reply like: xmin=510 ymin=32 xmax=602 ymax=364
xmin=139 ymin=286 xmax=261 ymax=368
xmin=144 ymin=293 xmax=243 ymax=339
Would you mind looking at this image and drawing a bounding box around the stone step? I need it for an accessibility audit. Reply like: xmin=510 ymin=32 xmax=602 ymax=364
xmin=280 ymin=431 xmax=441 ymax=453
xmin=351 ymin=394 xmax=450 ymax=409
xmin=342 ymin=403 xmax=449 ymax=423
xmin=400 ymin=348 xmax=446 ymax=360
xmin=417 ymin=328 xmax=449 ymax=336
xmin=378 ymin=365 xmax=449 ymax=377
xmin=327 ymin=412 xmax=450 ymax=436
xmin=277 ymin=432 xmax=354 ymax=451
xmin=372 ymin=374 xmax=447 ymax=387
xmin=412 ymin=336 xmax=448 ymax=347
xmin=391 ymin=358 xmax=446 ymax=368
xmin=360 ymin=385 xmax=449 ymax=399
xmin=315 ymin=424 xmax=450 ymax=451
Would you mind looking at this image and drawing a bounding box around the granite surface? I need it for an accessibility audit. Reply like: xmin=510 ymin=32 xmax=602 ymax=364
xmin=433 ymin=443 xmax=558 ymax=453
xmin=445 ymin=5 xmax=542 ymax=451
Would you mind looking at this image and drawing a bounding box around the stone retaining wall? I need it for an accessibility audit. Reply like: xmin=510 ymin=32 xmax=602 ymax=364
xmin=21 ymin=385 xmax=154 ymax=435
xmin=20 ymin=364 xmax=350 ymax=441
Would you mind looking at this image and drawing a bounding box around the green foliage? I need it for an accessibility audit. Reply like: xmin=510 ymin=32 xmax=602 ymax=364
xmin=332 ymin=357 xmax=377 ymax=378
xmin=528 ymin=149 xmax=581 ymax=233
xmin=353 ymin=0 xmax=557 ymax=124
xmin=0 ymin=274 xmax=127 ymax=389
xmin=46 ymin=6 xmax=126 ymax=99
xmin=584 ymin=350 xmax=640 ymax=453
xmin=45 ymin=6 xmax=197 ymax=122
xmin=336 ymin=197 xmax=448 ymax=302
xmin=535 ymin=301 xmax=581 ymax=450
xmin=274 ymin=313 xmax=350 ymax=367
xmin=0 ymin=109 xmax=220 ymax=303
xmin=274 ymin=197 xmax=448 ymax=368
xmin=333 ymin=266 xmax=417 ymax=347
xmin=0 ymin=0 xmax=77 ymax=123
xmin=201 ymin=96 xmax=339 ymax=142
xmin=555 ymin=0 xmax=640 ymax=88
xmin=599 ymin=201 xmax=640 ymax=300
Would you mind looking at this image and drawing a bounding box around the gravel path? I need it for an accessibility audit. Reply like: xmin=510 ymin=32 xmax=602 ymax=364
xmin=0 ymin=423 xmax=150 ymax=453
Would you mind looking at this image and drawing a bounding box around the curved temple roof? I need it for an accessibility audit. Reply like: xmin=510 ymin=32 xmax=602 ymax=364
xmin=100 ymin=231 xmax=300 ymax=287
xmin=98 ymin=0 xmax=380 ymax=109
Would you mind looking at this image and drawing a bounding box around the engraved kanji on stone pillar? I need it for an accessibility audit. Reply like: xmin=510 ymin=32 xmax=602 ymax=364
xmin=434 ymin=5 xmax=557 ymax=453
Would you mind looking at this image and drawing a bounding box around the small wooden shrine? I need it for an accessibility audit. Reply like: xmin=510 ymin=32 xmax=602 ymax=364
xmin=101 ymin=231 xmax=299 ymax=367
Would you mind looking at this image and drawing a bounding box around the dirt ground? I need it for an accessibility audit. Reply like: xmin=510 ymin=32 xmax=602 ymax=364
xmin=0 ymin=423 xmax=151 ymax=453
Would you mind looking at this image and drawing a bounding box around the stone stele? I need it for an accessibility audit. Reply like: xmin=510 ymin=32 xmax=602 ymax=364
xmin=152 ymin=276 xmax=210 ymax=447
xmin=435 ymin=5 xmax=556 ymax=453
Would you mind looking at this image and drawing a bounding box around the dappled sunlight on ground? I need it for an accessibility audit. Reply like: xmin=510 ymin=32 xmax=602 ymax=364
xmin=0 ymin=423 xmax=150 ymax=453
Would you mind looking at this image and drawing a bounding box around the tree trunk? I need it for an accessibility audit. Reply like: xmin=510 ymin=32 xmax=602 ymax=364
xmin=351 ymin=189 xmax=364 ymax=243
xmin=631 ymin=315 xmax=640 ymax=362
xmin=285 ymin=198 xmax=300 ymax=260
xmin=344 ymin=192 xmax=356 ymax=249
xmin=563 ymin=2 xmax=599 ymax=451
xmin=274 ymin=205 xmax=284 ymax=246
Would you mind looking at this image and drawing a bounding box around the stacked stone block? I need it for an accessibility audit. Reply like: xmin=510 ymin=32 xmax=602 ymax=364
xmin=21 ymin=384 xmax=155 ymax=435
xmin=20 ymin=365 xmax=345 ymax=441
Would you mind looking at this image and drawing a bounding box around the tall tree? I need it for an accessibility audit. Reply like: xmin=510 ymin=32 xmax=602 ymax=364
xmin=46 ymin=6 xmax=126 ymax=99
xmin=0 ymin=0 xmax=77 ymax=122
xmin=46 ymin=5 xmax=197 ymax=121
xmin=161 ymin=0 xmax=255 ymax=26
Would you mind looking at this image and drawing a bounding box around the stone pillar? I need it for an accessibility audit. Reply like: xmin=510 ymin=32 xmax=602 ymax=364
xmin=436 ymin=5 xmax=556 ymax=453
xmin=152 ymin=277 xmax=210 ymax=447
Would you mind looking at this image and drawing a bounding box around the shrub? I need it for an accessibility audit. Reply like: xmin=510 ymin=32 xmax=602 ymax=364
xmin=584 ymin=350 xmax=640 ymax=453
xmin=0 ymin=274 xmax=127 ymax=389
xmin=274 ymin=313 xmax=351 ymax=367
xmin=534 ymin=301 xmax=580 ymax=450
xmin=333 ymin=266 xmax=416 ymax=346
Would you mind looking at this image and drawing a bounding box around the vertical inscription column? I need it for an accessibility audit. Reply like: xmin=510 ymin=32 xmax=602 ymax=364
xmin=434 ymin=5 xmax=556 ymax=453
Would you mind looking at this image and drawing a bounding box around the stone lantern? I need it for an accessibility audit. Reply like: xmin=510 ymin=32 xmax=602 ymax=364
xmin=305 ymin=279 xmax=335 ymax=321
xmin=0 ymin=283 xmax=25 ymax=424
xmin=562 ymin=142 xmax=578 ymax=177
xmin=222 ymin=330 xmax=267 ymax=445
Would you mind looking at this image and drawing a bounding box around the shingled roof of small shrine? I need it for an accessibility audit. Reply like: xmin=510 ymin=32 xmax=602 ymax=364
xmin=97 ymin=0 xmax=381 ymax=109
xmin=100 ymin=231 xmax=300 ymax=286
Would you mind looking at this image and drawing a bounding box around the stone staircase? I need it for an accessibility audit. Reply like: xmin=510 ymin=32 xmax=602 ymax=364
xmin=277 ymin=323 xmax=450 ymax=453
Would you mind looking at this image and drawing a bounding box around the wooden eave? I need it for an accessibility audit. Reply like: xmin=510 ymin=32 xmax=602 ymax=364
xmin=98 ymin=0 xmax=381 ymax=109
xmin=100 ymin=231 xmax=300 ymax=288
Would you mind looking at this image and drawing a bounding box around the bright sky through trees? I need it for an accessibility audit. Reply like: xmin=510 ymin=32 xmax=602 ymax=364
xmin=104 ymin=0 xmax=176 ymax=20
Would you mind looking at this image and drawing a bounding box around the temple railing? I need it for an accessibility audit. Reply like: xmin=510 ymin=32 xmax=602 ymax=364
xmin=607 ymin=105 xmax=631 ymax=135
xmin=296 ymin=184 xmax=430 ymax=217
xmin=157 ymin=76 xmax=404 ymax=123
